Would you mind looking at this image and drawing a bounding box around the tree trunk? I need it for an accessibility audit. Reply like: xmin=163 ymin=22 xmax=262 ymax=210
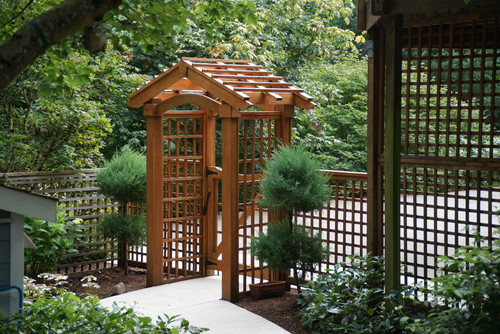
xmin=0 ymin=0 xmax=122 ymax=92
xmin=120 ymin=239 xmax=129 ymax=276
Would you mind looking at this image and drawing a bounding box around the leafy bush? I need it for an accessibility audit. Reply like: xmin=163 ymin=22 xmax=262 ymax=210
xmin=259 ymin=145 xmax=331 ymax=215
xmin=0 ymin=292 xmax=206 ymax=333
xmin=299 ymin=255 xmax=426 ymax=333
xmin=408 ymin=236 xmax=500 ymax=334
xmin=24 ymin=210 xmax=82 ymax=276
xmin=250 ymin=220 xmax=328 ymax=276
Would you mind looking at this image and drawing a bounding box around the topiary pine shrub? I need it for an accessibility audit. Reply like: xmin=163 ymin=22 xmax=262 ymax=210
xmin=96 ymin=148 xmax=146 ymax=275
xmin=253 ymin=145 xmax=331 ymax=292
xmin=259 ymin=145 xmax=331 ymax=218
xmin=250 ymin=220 xmax=328 ymax=288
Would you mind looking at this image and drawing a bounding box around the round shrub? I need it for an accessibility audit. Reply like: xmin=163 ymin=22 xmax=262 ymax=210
xmin=259 ymin=145 xmax=330 ymax=214
xmin=96 ymin=149 xmax=146 ymax=204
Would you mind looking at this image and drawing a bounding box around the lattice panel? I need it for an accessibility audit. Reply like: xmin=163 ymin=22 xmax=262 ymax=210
xmin=4 ymin=170 xmax=119 ymax=274
xmin=237 ymin=116 xmax=279 ymax=290
xmin=402 ymin=20 xmax=500 ymax=159
xmin=161 ymin=113 xmax=205 ymax=282
xmin=400 ymin=18 xmax=500 ymax=285
xmin=295 ymin=171 xmax=368 ymax=278
xmin=401 ymin=167 xmax=500 ymax=285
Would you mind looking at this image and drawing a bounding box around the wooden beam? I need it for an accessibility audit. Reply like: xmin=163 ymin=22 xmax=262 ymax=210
xmin=371 ymin=0 xmax=388 ymax=15
xmin=156 ymin=93 xmax=221 ymax=115
xmin=389 ymin=0 xmax=500 ymax=16
xmin=221 ymin=103 xmax=240 ymax=302
xmin=169 ymin=78 xmax=204 ymax=91
xmin=383 ymin=15 xmax=403 ymax=294
xmin=367 ymin=27 xmax=384 ymax=257
xmin=357 ymin=0 xmax=367 ymax=30
xmin=276 ymin=105 xmax=293 ymax=145
xmin=128 ymin=63 xmax=185 ymax=108
xmin=145 ymin=101 xmax=164 ymax=287
xmin=182 ymin=57 xmax=253 ymax=63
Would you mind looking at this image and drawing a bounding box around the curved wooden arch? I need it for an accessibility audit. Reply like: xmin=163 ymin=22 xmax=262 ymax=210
xmin=156 ymin=93 xmax=221 ymax=114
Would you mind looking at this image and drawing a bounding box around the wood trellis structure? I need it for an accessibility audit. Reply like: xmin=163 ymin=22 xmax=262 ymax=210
xmin=359 ymin=0 xmax=500 ymax=292
xmin=127 ymin=57 xmax=314 ymax=301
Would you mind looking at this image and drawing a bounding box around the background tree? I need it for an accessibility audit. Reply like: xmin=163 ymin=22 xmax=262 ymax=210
xmin=294 ymin=56 xmax=368 ymax=171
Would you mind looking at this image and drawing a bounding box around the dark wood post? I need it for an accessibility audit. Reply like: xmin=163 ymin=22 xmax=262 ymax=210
xmin=367 ymin=27 xmax=384 ymax=257
xmin=383 ymin=15 xmax=403 ymax=293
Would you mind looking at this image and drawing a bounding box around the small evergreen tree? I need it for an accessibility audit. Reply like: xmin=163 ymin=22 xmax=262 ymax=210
xmin=253 ymin=145 xmax=331 ymax=291
xmin=96 ymin=149 xmax=146 ymax=275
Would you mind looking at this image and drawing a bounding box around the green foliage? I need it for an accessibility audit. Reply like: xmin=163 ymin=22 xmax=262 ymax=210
xmin=294 ymin=57 xmax=368 ymax=171
xmin=408 ymin=236 xmax=500 ymax=334
xmin=24 ymin=211 xmax=82 ymax=277
xmin=299 ymin=255 xmax=426 ymax=333
xmin=96 ymin=149 xmax=147 ymax=205
xmin=99 ymin=213 xmax=146 ymax=246
xmin=259 ymin=145 xmax=331 ymax=214
xmin=0 ymin=292 xmax=207 ymax=333
xmin=251 ymin=220 xmax=328 ymax=275
xmin=0 ymin=46 xmax=148 ymax=173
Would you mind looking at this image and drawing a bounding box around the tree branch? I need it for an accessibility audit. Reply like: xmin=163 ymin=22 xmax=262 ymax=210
xmin=0 ymin=0 xmax=122 ymax=92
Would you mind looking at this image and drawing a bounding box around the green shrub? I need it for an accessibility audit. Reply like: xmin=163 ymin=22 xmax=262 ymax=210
xmin=299 ymin=255 xmax=426 ymax=333
xmin=255 ymin=145 xmax=330 ymax=291
xmin=96 ymin=148 xmax=146 ymax=273
xmin=100 ymin=213 xmax=146 ymax=245
xmin=0 ymin=292 xmax=207 ymax=333
xmin=250 ymin=220 xmax=328 ymax=276
xmin=259 ymin=145 xmax=330 ymax=215
xmin=24 ymin=210 xmax=82 ymax=277
xmin=408 ymin=236 xmax=500 ymax=334
xmin=96 ymin=149 xmax=146 ymax=205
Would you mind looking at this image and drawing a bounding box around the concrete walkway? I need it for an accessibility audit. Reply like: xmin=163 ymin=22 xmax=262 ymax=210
xmin=100 ymin=276 xmax=289 ymax=334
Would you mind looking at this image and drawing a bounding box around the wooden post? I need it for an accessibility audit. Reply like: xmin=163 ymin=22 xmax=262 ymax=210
xmin=145 ymin=101 xmax=164 ymax=287
xmin=276 ymin=105 xmax=293 ymax=146
xmin=221 ymin=103 xmax=240 ymax=302
xmin=367 ymin=27 xmax=383 ymax=257
xmin=204 ymin=110 xmax=217 ymax=276
xmin=383 ymin=15 xmax=403 ymax=293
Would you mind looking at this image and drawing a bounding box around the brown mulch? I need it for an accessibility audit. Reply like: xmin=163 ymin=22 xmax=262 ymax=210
xmin=65 ymin=266 xmax=147 ymax=299
xmin=236 ymin=290 xmax=312 ymax=334
xmin=64 ymin=267 xmax=311 ymax=333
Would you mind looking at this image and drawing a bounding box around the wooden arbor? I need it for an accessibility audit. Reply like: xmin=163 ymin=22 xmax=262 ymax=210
xmin=359 ymin=1 xmax=500 ymax=293
xmin=127 ymin=58 xmax=314 ymax=301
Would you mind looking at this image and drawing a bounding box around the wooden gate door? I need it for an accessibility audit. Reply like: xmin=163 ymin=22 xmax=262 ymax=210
xmin=162 ymin=111 xmax=206 ymax=282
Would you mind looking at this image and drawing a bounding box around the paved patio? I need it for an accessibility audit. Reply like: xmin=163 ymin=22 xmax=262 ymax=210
xmin=100 ymin=276 xmax=289 ymax=333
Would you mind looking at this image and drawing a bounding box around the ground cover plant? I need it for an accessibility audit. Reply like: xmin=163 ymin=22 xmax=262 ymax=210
xmin=408 ymin=233 xmax=500 ymax=334
xmin=0 ymin=274 xmax=206 ymax=334
xmin=299 ymin=233 xmax=500 ymax=334
xmin=299 ymin=255 xmax=427 ymax=333
xmin=24 ymin=210 xmax=82 ymax=277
